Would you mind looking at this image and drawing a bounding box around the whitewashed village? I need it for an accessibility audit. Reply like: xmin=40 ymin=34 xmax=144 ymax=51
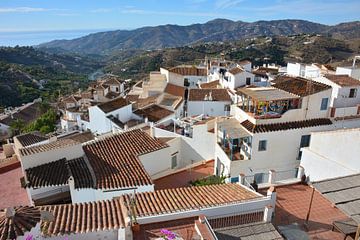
xmin=1 ymin=52 xmax=360 ymax=240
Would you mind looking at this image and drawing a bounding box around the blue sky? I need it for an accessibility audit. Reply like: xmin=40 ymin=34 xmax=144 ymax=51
xmin=0 ymin=0 xmax=359 ymax=32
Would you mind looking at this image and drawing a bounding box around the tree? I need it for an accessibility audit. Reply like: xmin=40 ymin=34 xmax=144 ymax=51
xmin=10 ymin=119 xmax=25 ymax=136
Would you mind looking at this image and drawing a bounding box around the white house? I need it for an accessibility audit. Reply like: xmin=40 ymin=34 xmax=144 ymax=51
xmin=222 ymin=66 xmax=255 ymax=90
xmin=300 ymin=128 xmax=360 ymax=182
xmin=19 ymin=129 xmax=176 ymax=205
xmin=336 ymin=66 xmax=360 ymax=80
xmin=214 ymin=76 xmax=336 ymax=181
xmin=187 ymin=89 xmax=232 ymax=117
xmin=313 ymin=74 xmax=360 ymax=119
xmin=160 ymin=65 xmax=207 ymax=88
xmin=87 ymin=97 xmax=135 ymax=134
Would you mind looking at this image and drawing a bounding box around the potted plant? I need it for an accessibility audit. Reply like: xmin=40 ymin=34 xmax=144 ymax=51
xmin=129 ymin=195 xmax=140 ymax=232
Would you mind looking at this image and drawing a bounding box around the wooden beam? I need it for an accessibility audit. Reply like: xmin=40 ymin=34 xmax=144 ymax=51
xmin=355 ymin=224 xmax=360 ymax=240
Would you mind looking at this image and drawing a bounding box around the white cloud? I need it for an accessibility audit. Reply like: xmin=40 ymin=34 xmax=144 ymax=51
xmin=215 ymin=0 xmax=244 ymax=9
xmin=0 ymin=7 xmax=49 ymax=13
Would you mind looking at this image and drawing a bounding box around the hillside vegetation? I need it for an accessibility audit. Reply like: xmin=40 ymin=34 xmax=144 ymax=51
xmin=38 ymin=19 xmax=360 ymax=55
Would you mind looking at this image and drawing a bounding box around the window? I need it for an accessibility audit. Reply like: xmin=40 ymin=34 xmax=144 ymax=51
xmin=298 ymin=135 xmax=311 ymax=160
xmin=224 ymin=105 xmax=230 ymax=111
xmin=300 ymin=135 xmax=311 ymax=148
xmin=349 ymin=88 xmax=357 ymax=98
xmin=171 ymin=155 xmax=177 ymax=169
xmin=246 ymin=77 xmax=251 ymax=85
xmin=258 ymin=140 xmax=267 ymax=151
xmin=320 ymin=98 xmax=328 ymax=111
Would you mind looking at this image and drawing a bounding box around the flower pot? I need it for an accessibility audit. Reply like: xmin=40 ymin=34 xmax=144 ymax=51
xmin=132 ymin=222 xmax=140 ymax=232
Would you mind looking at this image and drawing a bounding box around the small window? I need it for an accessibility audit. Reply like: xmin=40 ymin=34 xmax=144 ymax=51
xmin=349 ymin=88 xmax=357 ymax=98
xmin=258 ymin=140 xmax=267 ymax=151
xmin=320 ymin=98 xmax=328 ymax=111
xmin=300 ymin=135 xmax=311 ymax=148
xmin=171 ymin=155 xmax=177 ymax=169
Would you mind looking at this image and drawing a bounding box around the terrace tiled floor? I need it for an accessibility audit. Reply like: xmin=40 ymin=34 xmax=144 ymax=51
xmin=272 ymin=184 xmax=349 ymax=240
xmin=0 ymin=166 xmax=30 ymax=209
xmin=154 ymin=160 xmax=214 ymax=190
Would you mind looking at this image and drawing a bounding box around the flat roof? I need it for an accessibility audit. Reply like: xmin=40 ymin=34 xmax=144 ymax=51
xmin=217 ymin=118 xmax=251 ymax=139
xmin=237 ymin=87 xmax=299 ymax=101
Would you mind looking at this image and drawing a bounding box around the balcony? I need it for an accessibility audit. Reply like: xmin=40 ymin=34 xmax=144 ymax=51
xmin=236 ymin=87 xmax=301 ymax=120
xmin=217 ymin=118 xmax=252 ymax=161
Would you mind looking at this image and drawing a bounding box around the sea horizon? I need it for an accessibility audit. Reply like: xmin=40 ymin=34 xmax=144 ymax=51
xmin=0 ymin=29 xmax=115 ymax=47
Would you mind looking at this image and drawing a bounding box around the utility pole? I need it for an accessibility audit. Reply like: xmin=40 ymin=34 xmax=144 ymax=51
xmin=304 ymin=186 xmax=315 ymax=229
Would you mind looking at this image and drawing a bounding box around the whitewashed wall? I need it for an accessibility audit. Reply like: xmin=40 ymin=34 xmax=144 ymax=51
xmin=187 ymin=101 xmax=231 ymax=117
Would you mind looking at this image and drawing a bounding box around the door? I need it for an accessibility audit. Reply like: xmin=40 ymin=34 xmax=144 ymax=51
xmin=246 ymin=77 xmax=251 ymax=85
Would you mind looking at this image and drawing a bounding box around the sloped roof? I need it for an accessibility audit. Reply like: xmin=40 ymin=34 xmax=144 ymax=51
xmin=169 ymin=66 xmax=207 ymax=76
xmin=0 ymin=206 xmax=41 ymax=240
xmin=241 ymin=118 xmax=333 ymax=133
xmin=121 ymin=183 xmax=260 ymax=217
xmin=25 ymin=158 xmax=94 ymax=189
xmin=229 ymin=67 xmax=244 ymax=75
xmin=19 ymin=138 xmax=79 ymax=156
xmin=188 ymin=89 xmax=231 ymax=102
xmin=83 ymin=129 xmax=168 ymax=189
xmin=324 ymin=74 xmax=360 ymax=87
xmin=40 ymin=199 xmax=125 ymax=237
xmin=15 ymin=131 xmax=47 ymax=147
xmin=313 ymin=174 xmax=360 ymax=223
xmin=164 ymin=83 xmax=185 ymax=97
xmin=97 ymin=97 xmax=130 ymax=113
xmin=134 ymin=104 xmax=174 ymax=122
xmin=200 ymin=80 xmax=221 ymax=89
xmin=273 ymin=76 xmax=331 ymax=97
xmin=214 ymin=222 xmax=283 ymax=240
xmin=58 ymin=131 xmax=94 ymax=144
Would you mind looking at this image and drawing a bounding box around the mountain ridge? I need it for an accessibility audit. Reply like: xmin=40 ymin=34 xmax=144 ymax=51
xmin=38 ymin=19 xmax=360 ymax=55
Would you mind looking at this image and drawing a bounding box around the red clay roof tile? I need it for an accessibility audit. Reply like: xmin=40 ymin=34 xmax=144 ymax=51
xmin=83 ymin=129 xmax=168 ymax=189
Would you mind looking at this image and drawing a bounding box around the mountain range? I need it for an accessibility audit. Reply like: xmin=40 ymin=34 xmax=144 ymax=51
xmin=38 ymin=19 xmax=360 ymax=55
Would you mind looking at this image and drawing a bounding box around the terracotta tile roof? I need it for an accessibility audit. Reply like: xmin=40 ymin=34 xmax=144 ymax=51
xmin=126 ymin=94 xmax=140 ymax=102
xmin=134 ymin=104 xmax=174 ymax=122
xmin=169 ymin=66 xmax=207 ymax=76
xmin=134 ymin=95 xmax=159 ymax=109
xmin=121 ymin=183 xmax=260 ymax=217
xmin=241 ymin=118 xmax=332 ymax=133
xmin=273 ymin=76 xmax=331 ymax=97
xmin=228 ymin=67 xmax=244 ymax=75
xmin=83 ymin=129 xmax=168 ymax=189
xmin=188 ymin=89 xmax=231 ymax=102
xmin=0 ymin=206 xmax=41 ymax=240
xmin=58 ymin=131 xmax=94 ymax=144
xmin=324 ymin=74 xmax=360 ymax=87
xmin=19 ymin=138 xmax=79 ymax=156
xmin=97 ymin=97 xmax=130 ymax=113
xmin=164 ymin=83 xmax=185 ymax=97
xmin=0 ymin=102 xmax=42 ymax=126
xmin=25 ymin=157 xmax=94 ymax=189
xmin=15 ymin=131 xmax=47 ymax=147
xmin=101 ymin=74 xmax=123 ymax=84
xmin=40 ymin=199 xmax=125 ymax=237
xmin=200 ymin=80 xmax=221 ymax=89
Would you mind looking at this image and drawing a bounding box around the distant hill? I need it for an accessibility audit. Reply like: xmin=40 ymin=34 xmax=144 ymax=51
xmin=38 ymin=19 xmax=360 ymax=55
xmin=105 ymin=34 xmax=358 ymax=79
xmin=0 ymin=46 xmax=103 ymax=107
